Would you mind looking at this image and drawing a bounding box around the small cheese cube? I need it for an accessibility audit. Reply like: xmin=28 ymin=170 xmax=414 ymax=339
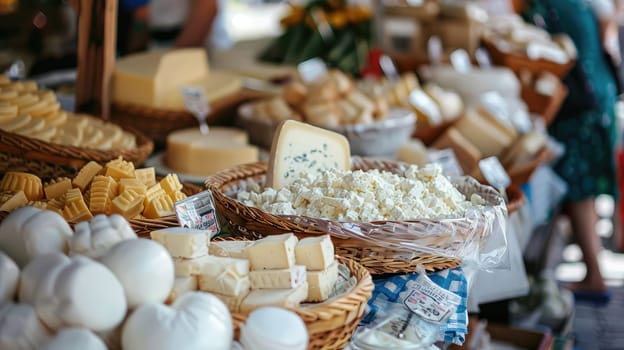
xmin=63 ymin=188 xmax=93 ymax=222
xmin=0 ymin=191 xmax=28 ymax=211
xmin=213 ymin=291 xmax=249 ymax=313
xmin=173 ymin=256 xmax=212 ymax=277
xmin=105 ymin=157 xmax=135 ymax=180
xmin=151 ymin=227 xmax=209 ymax=259
xmin=165 ymin=276 xmax=198 ymax=304
xmin=47 ymin=195 xmax=65 ymax=215
xmin=240 ymin=281 xmax=308 ymax=313
xmin=249 ymin=265 xmax=306 ymax=290
xmin=143 ymin=194 xmax=175 ymax=219
xmin=209 ymin=241 xmax=255 ymax=259
xmin=306 ymin=261 xmax=338 ymax=302
xmin=295 ymin=235 xmax=334 ymax=271
xmin=196 ymin=256 xmax=250 ymax=277
xmin=198 ymin=273 xmax=250 ymax=297
xmin=159 ymin=173 xmax=183 ymax=194
xmin=73 ymin=161 xmax=103 ymax=191
xmin=247 ymin=233 xmax=298 ymax=270
xmin=134 ymin=167 xmax=157 ymax=187
xmin=111 ymin=189 xmax=144 ymax=219
xmin=44 ymin=177 xmax=72 ymax=200
xmin=144 ymin=183 xmax=166 ymax=207
xmin=89 ymin=175 xmax=118 ymax=214
xmin=169 ymin=190 xmax=187 ymax=203
xmin=119 ymin=178 xmax=147 ymax=195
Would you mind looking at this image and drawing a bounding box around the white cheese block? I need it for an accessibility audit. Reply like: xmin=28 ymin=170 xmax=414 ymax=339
xmin=69 ymin=214 xmax=137 ymax=259
xmin=100 ymin=238 xmax=174 ymax=309
xmin=249 ymin=265 xmax=306 ymax=290
xmin=166 ymin=127 xmax=259 ymax=176
xmin=34 ymin=255 xmax=127 ymax=332
xmin=210 ymin=240 xmax=255 ymax=259
xmin=212 ymin=292 xmax=249 ymax=313
xmin=267 ymin=120 xmax=351 ymax=189
xmin=151 ymin=227 xmax=209 ymax=259
xmin=41 ymin=328 xmax=107 ymax=350
xmin=454 ymin=109 xmax=514 ymax=157
xmin=19 ymin=253 xmax=69 ymax=304
xmin=397 ymin=139 xmax=429 ymax=167
xmin=122 ymin=292 xmax=233 ymax=350
xmin=0 ymin=207 xmax=72 ymax=267
xmin=173 ymin=255 xmax=212 ymax=277
xmin=240 ymin=281 xmax=308 ymax=314
xmin=306 ymin=261 xmax=338 ymax=302
xmin=0 ymin=253 xmax=19 ymax=302
xmin=166 ymin=277 xmax=198 ymax=304
xmin=247 ymin=233 xmax=298 ymax=270
xmin=198 ymin=273 xmax=250 ymax=297
xmin=295 ymin=235 xmax=334 ymax=271
xmin=0 ymin=302 xmax=51 ymax=350
xmin=195 ymin=255 xmax=250 ymax=277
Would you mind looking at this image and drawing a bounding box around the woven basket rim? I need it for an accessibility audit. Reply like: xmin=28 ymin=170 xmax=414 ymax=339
xmin=231 ymin=254 xmax=374 ymax=334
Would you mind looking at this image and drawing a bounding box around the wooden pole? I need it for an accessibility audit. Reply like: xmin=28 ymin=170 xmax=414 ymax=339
xmin=71 ymin=0 xmax=117 ymax=120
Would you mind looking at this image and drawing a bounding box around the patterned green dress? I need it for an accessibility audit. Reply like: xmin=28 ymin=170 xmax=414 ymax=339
xmin=524 ymin=0 xmax=618 ymax=201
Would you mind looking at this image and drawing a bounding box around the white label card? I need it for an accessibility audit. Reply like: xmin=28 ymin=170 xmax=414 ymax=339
xmin=408 ymin=90 xmax=443 ymax=125
xmin=450 ymin=49 xmax=472 ymax=73
xmin=175 ymin=190 xmax=220 ymax=236
xmin=480 ymin=91 xmax=511 ymax=125
xmin=479 ymin=156 xmax=511 ymax=190
xmin=403 ymin=272 xmax=461 ymax=324
xmin=298 ymin=58 xmax=328 ymax=84
xmin=427 ymin=148 xmax=463 ymax=177
xmin=427 ymin=36 xmax=443 ymax=66
xmin=475 ymin=48 xmax=492 ymax=68
xmin=379 ymin=54 xmax=400 ymax=82
xmin=181 ymin=86 xmax=211 ymax=135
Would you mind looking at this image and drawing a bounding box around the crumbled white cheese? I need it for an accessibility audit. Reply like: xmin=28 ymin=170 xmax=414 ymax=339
xmin=237 ymin=164 xmax=483 ymax=222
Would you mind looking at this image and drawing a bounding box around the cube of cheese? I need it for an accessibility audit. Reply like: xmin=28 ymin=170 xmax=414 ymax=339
xmin=169 ymin=190 xmax=187 ymax=203
xmin=111 ymin=189 xmax=144 ymax=219
xmin=134 ymin=167 xmax=157 ymax=187
xmin=198 ymin=273 xmax=250 ymax=297
xmin=73 ymin=161 xmax=103 ymax=191
xmin=249 ymin=265 xmax=306 ymax=290
xmin=105 ymin=157 xmax=135 ymax=180
xmin=213 ymin=291 xmax=249 ymax=313
xmin=196 ymin=256 xmax=250 ymax=277
xmin=0 ymin=191 xmax=28 ymax=211
xmin=432 ymin=127 xmax=482 ymax=175
xmin=63 ymin=188 xmax=93 ymax=222
xmin=240 ymin=281 xmax=308 ymax=314
xmin=159 ymin=174 xmax=183 ymax=194
xmin=173 ymin=255 xmax=212 ymax=277
xmin=454 ymin=109 xmax=514 ymax=157
xmin=44 ymin=177 xmax=72 ymax=200
xmin=119 ymin=178 xmax=147 ymax=195
xmin=209 ymin=240 xmax=255 ymax=259
xmin=295 ymin=235 xmax=334 ymax=271
xmin=267 ymin=120 xmax=350 ymax=189
xmin=247 ymin=233 xmax=298 ymax=270
xmin=143 ymin=184 xmax=166 ymax=207
xmin=143 ymin=194 xmax=175 ymax=219
xmin=165 ymin=276 xmax=198 ymax=304
xmin=306 ymin=261 xmax=338 ymax=302
xmin=150 ymin=227 xmax=209 ymax=259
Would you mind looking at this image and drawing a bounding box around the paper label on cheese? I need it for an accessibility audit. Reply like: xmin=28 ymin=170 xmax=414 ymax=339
xmin=426 ymin=149 xmax=464 ymax=178
xmin=403 ymin=271 xmax=461 ymax=324
xmin=297 ymin=58 xmax=328 ymax=84
xmin=379 ymin=55 xmax=400 ymax=83
xmin=180 ymin=86 xmax=210 ymax=135
xmin=479 ymin=156 xmax=511 ymax=190
xmin=427 ymin=36 xmax=443 ymax=66
xmin=174 ymin=190 xmax=220 ymax=236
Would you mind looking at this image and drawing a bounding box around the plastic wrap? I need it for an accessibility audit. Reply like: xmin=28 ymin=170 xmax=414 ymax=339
xmin=226 ymin=162 xmax=508 ymax=270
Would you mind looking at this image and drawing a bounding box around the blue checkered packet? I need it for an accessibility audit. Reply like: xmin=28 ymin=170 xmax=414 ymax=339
xmin=360 ymin=267 xmax=468 ymax=346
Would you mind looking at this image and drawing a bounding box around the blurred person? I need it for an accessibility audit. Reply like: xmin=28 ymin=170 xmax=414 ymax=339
xmin=520 ymin=0 xmax=621 ymax=302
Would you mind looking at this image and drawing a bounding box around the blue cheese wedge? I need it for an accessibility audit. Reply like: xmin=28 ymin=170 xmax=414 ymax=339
xmin=267 ymin=120 xmax=351 ymax=189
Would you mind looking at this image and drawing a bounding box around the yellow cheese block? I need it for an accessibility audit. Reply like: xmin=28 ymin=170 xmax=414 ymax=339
xmin=112 ymin=49 xmax=241 ymax=110
xmin=454 ymin=109 xmax=515 ymax=158
xmin=432 ymin=127 xmax=482 ymax=175
xmin=166 ymin=127 xmax=258 ymax=176
xmin=44 ymin=177 xmax=72 ymax=200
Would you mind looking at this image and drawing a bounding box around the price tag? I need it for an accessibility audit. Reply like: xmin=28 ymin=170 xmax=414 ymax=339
xmin=509 ymin=108 xmax=533 ymax=134
xmin=475 ymin=48 xmax=492 ymax=69
xmin=298 ymin=58 xmax=328 ymax=84
xmin=4 ymin=59 xmax=25 ymax=79
xmin=480 ymin=91 xmax=511 ymax=126
xmin=449 ymin=49 xmax=472 ymax=73
xmin=403 ymin=272 xmax=461 ymax=324
xmin=181 ymin=86 xmax=211 ymax=135
xmin=479 ymin=156 xmax=511 ymax=191
xmin=427 ymin=148 xmax=463 ymax=177
xmin=174 ymin=190 xmax=220 ymax=237
xmin=379 ymin=54 xmax=400 ymax=83
xmin=427 ymin=36 xmax=443 ymax=66
xmin=408 ymin=90 xmax=443 ymax=126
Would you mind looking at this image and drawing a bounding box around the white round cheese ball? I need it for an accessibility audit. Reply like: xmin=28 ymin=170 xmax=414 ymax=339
xmin=122 ymin=292 xmax=232 ymax=350
xmin=41 ymin=328 xmax=107 ymax=350
xmin=34 ymin=255 xmax=127 ymax=332
xmin=19 ymin=253 xmax=70 ymax=304
xmin=242 ymin=307 xmax=308 ymax=350
xmin=0 ymin=302 xmax=51 ymax=350
xmin=0 ymin=252 xmax=19 ymax=302
xmin=100 ymin=238 xmax=174 ymax=308
xmin=69 ymin=214 xmax=137 ymax=258
xmin=0 ymin=206 xmax=41 ymax=267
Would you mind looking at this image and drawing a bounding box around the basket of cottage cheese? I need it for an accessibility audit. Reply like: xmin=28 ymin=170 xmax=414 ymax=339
xmin=206 ymin=156 xmax=507 ymax=275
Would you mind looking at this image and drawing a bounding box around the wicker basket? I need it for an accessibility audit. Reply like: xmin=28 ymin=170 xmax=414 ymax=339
xmin=111 ymin=89 xmax=268 ymax=147
xmin=205 ymin=157 xmax=506 ymax=274
xmin=505 ymin=185 xmax=525 ymax=214
xmin=0 ymin=125 xmax=153 ymax=180
xmin=224 ymin=252 xmax=374 ymax=350
xmin=507 ymin=147 xmax=553 ymax=186
xmin=521 ymin=83 xmax=568 ymax=125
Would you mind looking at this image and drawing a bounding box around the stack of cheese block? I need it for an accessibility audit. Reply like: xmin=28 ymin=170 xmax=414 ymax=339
xmin=248 ymin=70 xmax=389 ymax=128
xmin=0 ymin=207 xmax=235 ymax=350
xmin=0 ymin=157 xmax=187 ymax=221
xmin=358 ymin=72 xmax=464 ymax=128
xmin=484 ymin=14 xmax=577 ymax=64
xmin=151 ymin=229 xmax=340 ymax=314
xmin=112 ymin=48 xmax=241 ymax=110
xmin=0 ymin=74 xmax=136 ymax=150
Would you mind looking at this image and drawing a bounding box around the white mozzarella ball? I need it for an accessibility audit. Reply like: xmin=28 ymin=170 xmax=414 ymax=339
xmin=0 ymin=302 xmax=51 ymax=350
xmin=41 ymin=328 xmax=107 ymax=350
xmin=0 ymin=252 xmax=19 ymax=301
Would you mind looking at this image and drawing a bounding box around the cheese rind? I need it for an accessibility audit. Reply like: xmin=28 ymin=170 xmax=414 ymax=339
xmin=249 ymin=265 xmax=306 ymax=290
xmin=150 ymin=227 xmax=210 ymax=259
xmin=240 ymin=281 xmax=308 ymax=314
xmin=267 ymin=120 xmax=351 ymax=189
xmin=247 ymin=233 xmax=298 ymax=270
xmin=306 ymin=261 xmax=338 ymax=302
xmin=295 ymin=235 xmax=334 ymax=271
